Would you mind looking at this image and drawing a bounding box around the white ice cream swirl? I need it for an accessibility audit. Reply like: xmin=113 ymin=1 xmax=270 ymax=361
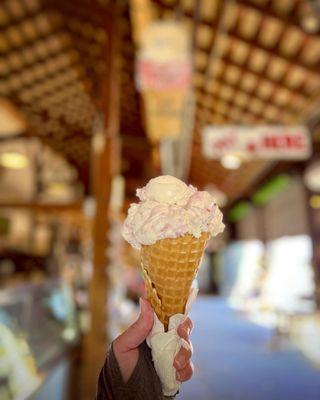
xmin=122 ymin=175 xmax=224 ymax=249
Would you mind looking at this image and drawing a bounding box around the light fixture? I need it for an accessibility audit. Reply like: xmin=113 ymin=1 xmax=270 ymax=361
xmin=110 ymin=174 xmax=125 ymax=212
xmin=310 ymin=195 xmax=320 ymax=209
xmin=0 ymin=99 xmax=26 ymax=138
xmin=83 ymin=197 xmax=96 ymax=218
xmin=221 ymin=154 xmax=242 ymax=170
xmin=45 ymin=182 xmax=73 ymax=199
xmin=304 ymin=160 xmax=320 ymax=193
xmin=0 ymin=152 xmax=29 ymax=169
xmin=62 ymin=327 xmax=77 ymax=342
xmin=300 ymin=1 xmax=320 ymax=34
xmin=301 ymin=14 xmax=320 ymax=33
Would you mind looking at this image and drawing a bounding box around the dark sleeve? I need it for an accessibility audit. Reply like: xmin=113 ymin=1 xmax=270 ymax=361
xmin=96 ymin=341 xmax=176 ymax=400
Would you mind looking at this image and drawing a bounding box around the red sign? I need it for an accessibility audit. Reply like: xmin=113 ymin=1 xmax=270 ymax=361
xmin=202 ymin=126 xmax=311 ymax=160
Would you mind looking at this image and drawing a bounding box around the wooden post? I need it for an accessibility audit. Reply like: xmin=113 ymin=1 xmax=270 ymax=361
xmin=79 ymin=4 xmax=121 ymax=399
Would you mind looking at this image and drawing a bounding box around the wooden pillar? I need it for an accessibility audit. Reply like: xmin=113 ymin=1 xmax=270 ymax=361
xmin=79 ymin=4 xmax=121 ymax=399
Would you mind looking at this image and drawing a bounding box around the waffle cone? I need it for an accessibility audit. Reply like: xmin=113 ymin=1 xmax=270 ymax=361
xmin=140 ymin=232 xmax=210 ymax=330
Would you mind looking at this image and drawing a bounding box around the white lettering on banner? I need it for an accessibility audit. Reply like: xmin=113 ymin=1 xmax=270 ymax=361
xmin=202 ymin=126 xmax=311 ymax=160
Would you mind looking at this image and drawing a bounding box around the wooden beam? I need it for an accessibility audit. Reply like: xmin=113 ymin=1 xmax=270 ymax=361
xmin=226 ymin=29 xmax=320 ymax=77
xmin=0 ymin=201 xmax=83 ymax=212
xmin=219 ymin=54 xmax=311 ymax=98
xmin=236 ymin=0 xmax=304 ymax=33
xmin=122 ymin=134 xmax=149 ymax=149
xmin=197 ymin=92 xmax=279 ymax=123
xmin=197 ymin=2 xmax=313 ymax=126
xmin=79 ymin=3 xmax=121 ymax=399
xmin=198 ymin=77 xmax=298 ymax=115
xmin=191 ymin=0 xmax=201 ymax=70
xmin=194 ymin=47 xmax=313 ymax=101
xmin=194 ymin=0 xmax=227 ymax=126
xmin=152 ymin=0 xmax=217 ymax=27
xmin=153 ymin=0 xmax=313 ymax=38
xmin=202 ymin=0 xmax=227 ymax=71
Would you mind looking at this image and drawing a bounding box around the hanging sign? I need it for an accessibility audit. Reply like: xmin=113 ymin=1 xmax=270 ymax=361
xmin=136 ymin=21 xmax=192 ymax=142
xmin=136 ymin=21 xmax=192 ymax=91
xmin=202 ymin=125 xmax=311 ymax=160
xmin=137 ymin=59 xmax=191 ymax=91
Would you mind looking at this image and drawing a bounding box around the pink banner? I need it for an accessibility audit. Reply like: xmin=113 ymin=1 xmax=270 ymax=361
xmin=136 ymin=59 xmax=192 ymax=91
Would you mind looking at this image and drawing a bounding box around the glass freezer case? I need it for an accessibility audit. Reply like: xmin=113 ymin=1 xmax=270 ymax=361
xmin=0 ymin=280 xmax=80 ymax=400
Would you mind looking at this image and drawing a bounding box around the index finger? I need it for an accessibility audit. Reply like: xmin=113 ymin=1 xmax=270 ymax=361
xmin=177 ymin=317 xmax=193 ymax=341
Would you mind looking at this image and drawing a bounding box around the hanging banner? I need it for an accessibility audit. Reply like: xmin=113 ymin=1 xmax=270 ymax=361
xmin=136 ymin=21 xmax=192 ymax=91
xmin=137 ymin=59 xmax=191 ymax=91
xmin=136 ymin=21 xmax=192 ymax=142
xmin=202 ymin=125 xmax=311 ymax=160
xmin=143 ymin=90 xmax=186 ymax=142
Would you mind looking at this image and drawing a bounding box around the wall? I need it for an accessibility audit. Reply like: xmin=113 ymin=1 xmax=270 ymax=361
xmin=236 ymin=177 xmax=310 ymax=241
xmin=237 ymin=207 xmax=264 ymax=241
xmin=264 ymin=177 xmax=310 ymax=240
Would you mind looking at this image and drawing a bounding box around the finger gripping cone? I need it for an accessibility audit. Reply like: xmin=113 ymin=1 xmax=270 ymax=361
xmin=140 ymin=232 xmax=210 ymax=330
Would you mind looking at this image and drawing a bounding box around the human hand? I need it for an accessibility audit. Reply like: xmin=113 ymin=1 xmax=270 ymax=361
xmin=112 ymin=298 xmax=194 ymax=384
xmin=173 ymin=317 xmax=194 ymax=382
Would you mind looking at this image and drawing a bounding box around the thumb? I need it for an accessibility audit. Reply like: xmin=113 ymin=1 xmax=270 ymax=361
xmin=117 ymin=298 xmax=154 ymax=352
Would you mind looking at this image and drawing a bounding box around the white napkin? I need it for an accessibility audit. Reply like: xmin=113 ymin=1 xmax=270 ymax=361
xmin=146 ymin=287 xmax=198 ymax=396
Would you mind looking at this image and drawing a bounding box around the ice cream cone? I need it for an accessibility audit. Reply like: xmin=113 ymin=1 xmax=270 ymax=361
xmin=140 ymin=231 xmax=210 ymax=330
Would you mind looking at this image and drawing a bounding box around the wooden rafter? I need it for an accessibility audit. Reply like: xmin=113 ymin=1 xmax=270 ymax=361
xmin=226 ymin=29 xmax=319 ymax=77
xmin=219 ymin=54 xmax=314 ymax=98
xmin=198 ymin=78 xmax=298 ymax=115
xmin=236 ymin=0 xmax=305 ymax=33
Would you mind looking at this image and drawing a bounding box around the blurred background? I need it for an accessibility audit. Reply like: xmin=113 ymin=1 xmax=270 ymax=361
xmin=0 ymin=0 xmax=319 ymax=399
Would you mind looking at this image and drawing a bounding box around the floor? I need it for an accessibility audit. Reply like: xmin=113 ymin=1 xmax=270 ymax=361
xmin=179 ymin=297 xmax=320 ymax=400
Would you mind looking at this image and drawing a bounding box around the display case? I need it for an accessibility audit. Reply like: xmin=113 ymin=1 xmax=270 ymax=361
xmin=0 ymin=280 xmax=80 ymax=399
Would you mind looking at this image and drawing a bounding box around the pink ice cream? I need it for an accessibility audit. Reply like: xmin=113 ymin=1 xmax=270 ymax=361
xmin=122 ymin=175 xmax=225 ymax=249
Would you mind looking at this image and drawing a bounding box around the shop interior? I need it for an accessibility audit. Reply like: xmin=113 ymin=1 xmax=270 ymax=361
xmin=0 ymin=0 xmax=320 ymax=399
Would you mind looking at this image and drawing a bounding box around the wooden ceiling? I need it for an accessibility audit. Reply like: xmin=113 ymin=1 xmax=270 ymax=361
xmin=1 ymin=0 xmax=320 ymax=203
xmin=141 ymin=0 xmax=320 ymax=201
xmin=0 ymin=0 xmax=113 ymax=188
